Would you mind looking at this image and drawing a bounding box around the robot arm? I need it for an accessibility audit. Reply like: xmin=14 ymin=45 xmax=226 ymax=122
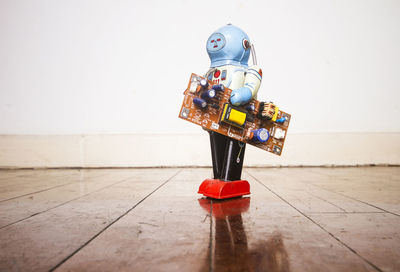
xmin=230 ymin=65 xmax=262 ymax=106
xmin=244 ymin=65 xmax=262 ymax=98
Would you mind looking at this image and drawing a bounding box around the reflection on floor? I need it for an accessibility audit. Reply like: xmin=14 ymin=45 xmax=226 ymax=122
xmin=199 ymin=197 xmax=290 ymax=272
xmin=0 ymin=167 xmax=399 ymax=271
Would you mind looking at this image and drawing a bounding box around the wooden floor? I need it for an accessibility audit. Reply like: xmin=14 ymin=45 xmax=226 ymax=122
xmin=0 ymin=167 xmax=399 ymax=272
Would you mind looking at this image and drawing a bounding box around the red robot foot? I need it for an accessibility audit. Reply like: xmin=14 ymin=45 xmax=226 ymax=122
xmin=198 ymin=179 xmax=250 ymax=199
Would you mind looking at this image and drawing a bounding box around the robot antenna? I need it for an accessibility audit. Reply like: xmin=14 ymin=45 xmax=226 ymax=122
xmin=250 ymin=44 xmax=257 ymax=65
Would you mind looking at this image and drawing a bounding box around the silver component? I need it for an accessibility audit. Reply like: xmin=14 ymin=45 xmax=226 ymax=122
xmin=258 ymin=128 xmax=269 ymax=141
xmin=200 ymin=79 xmax=208 ymax=88
xmin=273 ymin=145 xmax=281 ymax=154
xmin=181 ymin=107 xmax=190 ymax=119
xmin=189 ymin=75 xmax=201 ymax=93
xmin=211 ymin=122 xmax=219 ymax=130
xmin=273 ymin=128 xmax=286 ymax=140
xmin=209 ymin=89 xmax=216 ymax=98
xmin=189 ymin=81 xmax=198 ymax=93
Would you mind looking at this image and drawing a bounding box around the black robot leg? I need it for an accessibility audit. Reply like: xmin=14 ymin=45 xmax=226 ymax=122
xmin=208 ymin=131 xmax=228 ymax=179
xmin=220 ymin=138 xmax=246 ymax=181
xmin=209 ymin=131 xmax=246 ymax=181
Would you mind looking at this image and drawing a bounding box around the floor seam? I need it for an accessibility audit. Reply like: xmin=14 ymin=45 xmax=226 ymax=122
xmin=246 ymin=170 xmax=384 ymax=272
xmin=0 ymin=172 xmax=106 ymax=203
xmin=301 ymin=179 xmax=400 ymax=217
xmin=305 ymin=211 xmax=387 ymax=214
xmin=308 ymin=193 xmax=347 ymax=212
xmin=0 ymin=174 xmax=140 ymax=230
xmin=0 ymin=171 xmax=76 ymax=182
xmin=49 ymin=169 xmax=182 ymax=272
xmin=0 ymin=183 xmax=76 ymax=203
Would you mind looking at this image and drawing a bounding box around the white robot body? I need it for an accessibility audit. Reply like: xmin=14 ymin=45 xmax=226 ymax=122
xmin=205 ymin=64 xmax=262 ymax=100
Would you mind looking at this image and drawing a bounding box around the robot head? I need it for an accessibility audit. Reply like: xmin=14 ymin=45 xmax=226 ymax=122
xmin=206 ymin=24 xmax=251 ymax=68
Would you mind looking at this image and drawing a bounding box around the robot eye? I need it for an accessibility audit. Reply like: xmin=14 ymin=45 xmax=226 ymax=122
xmin=243 ymin=39 xmax=250 ymax=50
xmin=217 ymin=38 xmax=221 ymax=41
xmin=211 ymin=40 xmax=215 ymax=43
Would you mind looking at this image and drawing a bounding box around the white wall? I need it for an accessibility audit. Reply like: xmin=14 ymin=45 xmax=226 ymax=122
xmin=1 ymin=133 xmax=399 ymax=168
xmin=0 ymin=0 xmax=399 ymax=167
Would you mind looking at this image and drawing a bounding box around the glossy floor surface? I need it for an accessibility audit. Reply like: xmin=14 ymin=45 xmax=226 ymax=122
xmin=0 ymin=167 xmax=399 ymax=272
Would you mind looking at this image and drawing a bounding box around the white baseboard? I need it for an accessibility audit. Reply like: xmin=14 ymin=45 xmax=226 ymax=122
xmin=0 ymin=133 xmax=399 ymax=168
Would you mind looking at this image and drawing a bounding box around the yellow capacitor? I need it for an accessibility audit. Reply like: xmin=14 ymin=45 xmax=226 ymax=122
xmin=221 ymin=103 xmax=247 ymax=128
xmin=228 ymin=108 xmax=246 ymax=126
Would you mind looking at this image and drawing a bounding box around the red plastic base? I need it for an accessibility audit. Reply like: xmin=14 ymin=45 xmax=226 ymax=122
xmin=198 ymin=179 xmax=250 ymax=199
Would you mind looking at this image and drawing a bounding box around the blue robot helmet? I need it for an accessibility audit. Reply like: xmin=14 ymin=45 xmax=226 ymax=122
xmin=206 ymin=24 xmax=251 ymax=68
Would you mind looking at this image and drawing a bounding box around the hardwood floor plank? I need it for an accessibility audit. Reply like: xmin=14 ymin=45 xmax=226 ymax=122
xmin=247 ymin=168 xmax=381 ymax=214
xmin=0 ymin=170 xmax=92 ymax=201
xmin=0 ymin=170 xmax=147 ymax=228
xmin=0 ymin=169 xmax=79 ymax=185
xmin=207 ymin=171 xmax=378 ymax=272
xmin=307 ymin=167 xmax=400 ymax=215
xmin=308 ymin=213 xmax=400 ymax=272
xmin=0 ymin=169 xmax=178 ymax=272
xmin=55 ymin=169 xmax=212 ymax=272
xmin=0 ymin=170 xmax=73 ymax=181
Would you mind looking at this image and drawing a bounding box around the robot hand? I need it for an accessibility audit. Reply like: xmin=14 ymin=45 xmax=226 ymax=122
xmin=230 ymin=87 xmax=252 ymax=106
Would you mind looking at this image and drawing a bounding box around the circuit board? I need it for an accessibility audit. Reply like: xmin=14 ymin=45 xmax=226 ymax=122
xmin=179 ymin=73 xmax=291 ymax=156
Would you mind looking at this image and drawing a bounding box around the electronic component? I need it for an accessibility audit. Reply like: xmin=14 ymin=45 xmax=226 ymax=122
xmin=189 ymin=81 xmax=198 ymax=93
xmin=180 ymin=107 xmax=190 ymax=119
xmin=193 ymin=97 xmax=207 ymax=109
xmin=211 ymin=103 xmax=220 ymax=109
xmin=275 ymin=117 xmax=287 ymax=124
xmin=220 ymin=103 xmax=247 ymax=128
xmin=211 ymin=122 xmax=219 ymax=130
xmin=189 ymin=75 xmax=201 ymax=93
xmin=257 ymin=102 xmax=276 ymax=120
xmin=246 ymin=104 xmax=255 ymax=112
xmin=201 ymin=89 xmax=216 ymax=100
xmin=251 ymin=128 xmax=270 ymax=143
xmin=212 ymin=84 xmax=225 ymax=92
xmin=273 ymin=127 xmax=286 ymax=140
xmin=246 ymin=114 xmax=255 ymax=123
xmin=200 ymin=79 xmax=208 ymax=89
xmin=273 ymin=145 xmax=281 ymax=155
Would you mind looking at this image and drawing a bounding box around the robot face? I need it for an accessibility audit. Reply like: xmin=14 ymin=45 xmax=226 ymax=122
xmin=206 ymin=33 xmax=226 ymax=52
xmin=206 ymin=25 xmax=251 ymax=68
